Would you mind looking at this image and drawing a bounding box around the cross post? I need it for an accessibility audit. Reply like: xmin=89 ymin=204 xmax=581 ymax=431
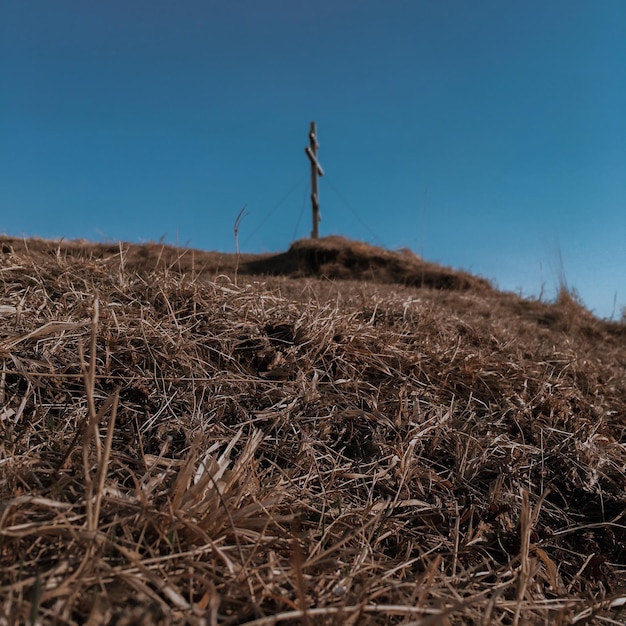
xmin=305 ymin=121 xmax=324 ymax=239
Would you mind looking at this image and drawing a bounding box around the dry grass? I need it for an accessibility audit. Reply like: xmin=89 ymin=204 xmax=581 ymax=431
xmin=0 ymin=236 xmax=625 ymax=625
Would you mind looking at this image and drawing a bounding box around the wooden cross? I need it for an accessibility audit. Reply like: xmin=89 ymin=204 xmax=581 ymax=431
xmin=305 ymin=121 xmax=324 ymax=239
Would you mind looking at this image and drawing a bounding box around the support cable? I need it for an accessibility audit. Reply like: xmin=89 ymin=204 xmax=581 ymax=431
xmin=323 ymin=175 xmax=382 ymax=245
xmin=242 ymin=173 xmax=308 ymax=248
xmin=292 ymin=180 xmax=311 ymax=242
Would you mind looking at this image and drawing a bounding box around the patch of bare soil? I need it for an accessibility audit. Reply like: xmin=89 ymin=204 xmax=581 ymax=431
xmin=0 ymin=236 xmax=625 ymax=625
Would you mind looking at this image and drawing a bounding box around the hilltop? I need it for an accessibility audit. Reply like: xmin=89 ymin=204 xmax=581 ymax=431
xmin=0 ymin=235 xmax=490 ymax=291
xmin=0 ymin=236 xmax=624 ymax=625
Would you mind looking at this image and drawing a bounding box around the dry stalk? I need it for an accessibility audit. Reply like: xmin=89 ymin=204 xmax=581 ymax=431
xmin=234 ymin=204 xmax=248 ymax=285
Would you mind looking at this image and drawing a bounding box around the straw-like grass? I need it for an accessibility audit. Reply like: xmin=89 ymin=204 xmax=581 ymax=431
xmin=0 ymin=236 xmax=625 ymax=625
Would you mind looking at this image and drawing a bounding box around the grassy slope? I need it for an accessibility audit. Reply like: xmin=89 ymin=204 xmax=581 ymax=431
xmin=0 ymin=236 xmax=625 ymax=625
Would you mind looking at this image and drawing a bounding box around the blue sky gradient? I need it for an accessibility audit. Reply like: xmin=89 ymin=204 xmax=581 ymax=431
xmin=1 ymin=1 xmax=625 ymax=317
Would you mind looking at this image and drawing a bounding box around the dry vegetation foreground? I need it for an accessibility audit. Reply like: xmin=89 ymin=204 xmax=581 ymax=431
xmin=0 ymin=236 xmax=625 ymax=625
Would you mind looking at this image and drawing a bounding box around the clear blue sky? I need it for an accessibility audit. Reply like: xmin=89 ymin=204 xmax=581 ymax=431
xmin=1 ymin=1 xmax=625 ymax=318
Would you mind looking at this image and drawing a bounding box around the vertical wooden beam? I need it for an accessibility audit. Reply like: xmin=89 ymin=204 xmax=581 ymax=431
xmin=305 ymin=121 xmax=324 ymax=239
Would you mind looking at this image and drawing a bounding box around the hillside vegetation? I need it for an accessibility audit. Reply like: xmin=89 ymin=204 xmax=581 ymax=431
xmin=0 ymin=236 xmax=624 ymax=625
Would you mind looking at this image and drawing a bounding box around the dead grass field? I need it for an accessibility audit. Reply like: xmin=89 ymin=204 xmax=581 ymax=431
xmin=0 ymin=236 xmax=624 ymax=625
